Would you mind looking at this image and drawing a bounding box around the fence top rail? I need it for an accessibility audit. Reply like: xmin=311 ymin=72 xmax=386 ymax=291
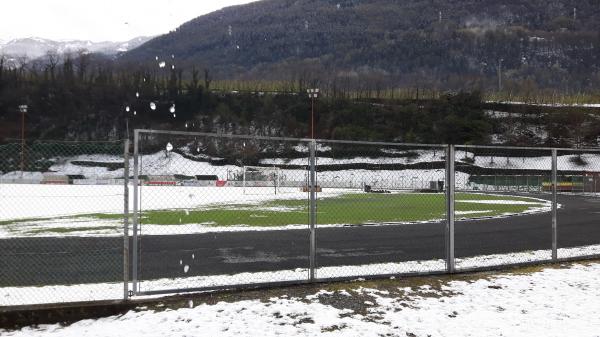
xmin=134 ymin=129 xmax=313 ymax=143
xmin=1 ymin=138 xmax=125 ymax=144
xmin=134 ymin=129 xmax=448 ymax=148
xmin=455 ymin=144 xmax=600 ymax=152
xmin=316 ymin=138 xmax=447 ymax=148
xmin=133 ymin=129 xmax=600 ymax=153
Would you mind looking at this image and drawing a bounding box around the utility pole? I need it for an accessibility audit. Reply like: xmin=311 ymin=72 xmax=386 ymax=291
xmin=18 ymin=105 xmax=28 ymax=177
xmin=497 ymin=59 xmax=503 ymax=92
xmin=307 ymin=88 xmax=319 ymax=139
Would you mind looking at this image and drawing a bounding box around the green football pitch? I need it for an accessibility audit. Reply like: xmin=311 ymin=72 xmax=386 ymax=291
xmin=122 ymin=192 xmax=547 ymax=227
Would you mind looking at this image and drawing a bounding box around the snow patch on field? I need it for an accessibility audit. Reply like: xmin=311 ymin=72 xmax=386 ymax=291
xmin=456 ymin=199 xmax=544 ymax=205
xmin=454 ymin=210 xmax=493 ymax=215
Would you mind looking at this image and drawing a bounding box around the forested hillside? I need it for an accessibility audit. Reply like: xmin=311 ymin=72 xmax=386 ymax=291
xmin=121 ymin=0 xmax=600 ymax=93
xmin=0 ymin=53 xmax=494 ymax=144
xmin=2 ymin=53 xmax=599 ymax=148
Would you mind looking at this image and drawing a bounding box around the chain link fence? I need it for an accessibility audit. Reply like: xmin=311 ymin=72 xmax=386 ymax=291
xmin=2 ymin=130 xmax=600 ymax=308
xmin=131 ymin=131 xmax=312 ymax=295
xmin=454 ymin=145 xmax=554 ymax=270
xmin=314 ymin=140 xmax=448 ymax=279
xmin=557 ymin=149 xmax=600 ymax=259
xmin=0 ymin=140 xmax=128 ymax=308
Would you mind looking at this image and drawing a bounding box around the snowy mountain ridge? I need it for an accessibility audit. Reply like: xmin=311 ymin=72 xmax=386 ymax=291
xmin=0 ymin=36 xmax=153 ymax=60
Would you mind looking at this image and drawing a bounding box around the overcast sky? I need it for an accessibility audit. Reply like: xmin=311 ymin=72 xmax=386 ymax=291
xmin=0 ymin=0 xmax=259 ymax=42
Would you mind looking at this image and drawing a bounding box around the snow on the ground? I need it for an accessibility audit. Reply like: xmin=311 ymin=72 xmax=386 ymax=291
xmin=293 ymin=143 xmax=332 ymax=153
xmin=47 ymin=154 xmax=129 ymax=179
xmin=4 ymin=261 xmax=600 ymax=337
xmin=1 ymin=149 xmax=472 ymax=191
xmin=466 ymin=152 xmax=600 ymax=171
xmin=1 ymin=244 xmax=598 ymax=307
xmin=486 ymin=100 xmax=600 ymax=108
xmin=3 ymin=147 xmax=599 ymax=185
xmin=484 ymin=110 xmax=544 ymax=119
xmin=261 ymin=149 xmax=446 ymax=165
xmin=0 ymin=171 xmax=45 ymax=180
xmin=49 ymin=152 xmax=238 ymax=180
xmin=128 ymin=148 xmax=600 ymax=173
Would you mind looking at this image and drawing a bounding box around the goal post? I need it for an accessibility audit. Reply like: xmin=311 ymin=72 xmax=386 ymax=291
xmin=242 ymin=166 xmax=281 ymax=195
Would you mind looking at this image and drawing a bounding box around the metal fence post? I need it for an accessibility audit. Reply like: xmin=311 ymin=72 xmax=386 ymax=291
xmin=132 ymin=130 xmax=140 ymax=294
xmin=309 ymin=140 xmax=317 ymax=282
xmin=552 ymin=149 xmax=558 ymax=260
xmin=445 ymin=145 xmax=456 ymax=273
xmin=123 ymin=139 xmax=130 ymax=300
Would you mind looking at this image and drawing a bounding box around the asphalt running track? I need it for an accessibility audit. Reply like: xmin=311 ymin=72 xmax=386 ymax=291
xmin=1 ymin=193 xmax=599 ymax=288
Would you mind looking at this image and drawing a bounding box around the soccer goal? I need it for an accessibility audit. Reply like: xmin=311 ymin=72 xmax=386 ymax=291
xmin=242 ymin=166 xmax=281 ymax=195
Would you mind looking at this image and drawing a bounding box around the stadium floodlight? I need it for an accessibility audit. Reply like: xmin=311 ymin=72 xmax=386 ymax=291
xmin=242 ymin=166 xmax=281 ymax=195
xmin=166 ymin=142 xmax=174 ymax=158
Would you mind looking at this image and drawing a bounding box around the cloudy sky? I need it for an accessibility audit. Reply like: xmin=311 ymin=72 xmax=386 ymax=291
xmin=0 ymin=0 xmax=259 ymax=42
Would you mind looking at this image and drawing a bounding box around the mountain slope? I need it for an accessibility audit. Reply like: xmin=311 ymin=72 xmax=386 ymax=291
xmin=121 ymin=0 xmax=600 ymax=91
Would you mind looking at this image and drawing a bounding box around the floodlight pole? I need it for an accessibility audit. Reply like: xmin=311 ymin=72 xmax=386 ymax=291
xmin=552 ymin=149 xmax=558 ymax=260
xmin=309 ymin=140 xmax=317 ymax=281
xmin=311 ymin=97 xmax=314 ymax=139
xmin=307 ymin=89 xmax=319 ymax=139
xmin=19 ymin=105 xmax=28 ymax=177
xmin=445 ymin=145 xmax=456 ymax=273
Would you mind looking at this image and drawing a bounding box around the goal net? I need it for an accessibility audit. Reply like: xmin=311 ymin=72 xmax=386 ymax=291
xmin=242 ymin=166 xmax=281 ymax=195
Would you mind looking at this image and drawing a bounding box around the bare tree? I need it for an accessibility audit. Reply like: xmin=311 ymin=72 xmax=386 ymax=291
xmin=204 ymin=69 xmax=212 ymax=90
xmin=45 ymin=50 xmax=60 ymax=80
xmin=76 ymin=49 xmax=90 ymax=81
